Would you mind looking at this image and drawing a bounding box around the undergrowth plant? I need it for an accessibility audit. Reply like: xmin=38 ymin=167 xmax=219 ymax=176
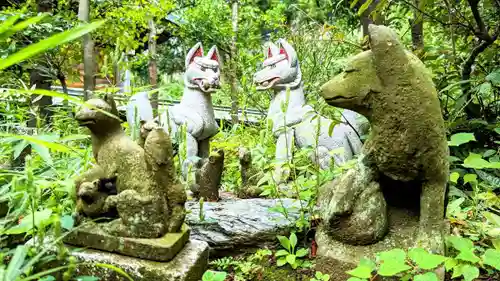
xmin=275 ymin=232 xmax=311 ymax=269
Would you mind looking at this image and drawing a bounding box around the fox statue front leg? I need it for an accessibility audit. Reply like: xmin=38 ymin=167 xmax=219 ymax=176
xmin=273 ymin=128 xmax=294 ymax=184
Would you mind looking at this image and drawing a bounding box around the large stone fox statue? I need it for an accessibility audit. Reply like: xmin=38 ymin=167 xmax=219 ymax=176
xmin=318 ymin=24 xmax=449 ymax=253
xmin=253 ymin=39 xmax=368 ymax=183
xmin=127 ymin=43 xmax=221 ymax=179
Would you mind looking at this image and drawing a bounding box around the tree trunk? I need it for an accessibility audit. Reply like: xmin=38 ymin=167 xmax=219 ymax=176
xmin=78 ymin=0 xmax=94 ymax=100
xmin=410 ymin=0 xmax=424 ymax=54
xmin=148 ymin=19 xmax=159 ymax=117
xmin=229 ymin=0 xmax=239 ymax=124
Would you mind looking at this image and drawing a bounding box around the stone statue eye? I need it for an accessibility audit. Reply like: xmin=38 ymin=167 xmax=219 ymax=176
xmin=344 ymin=68 xmax=356 ymax=73
xmin=270 ymin=64 xmax=276 ymax=69
xmin=201 ymin=66 xmax=207 ymax=71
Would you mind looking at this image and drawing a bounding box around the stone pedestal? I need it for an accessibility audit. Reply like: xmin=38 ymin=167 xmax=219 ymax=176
xmin=68 ymin=239 xmax=209 ymax=281
xmin=64 ymin=222 xmax=190 ymax=262
xmin=315 ymin=209 xmax=420 ymax=281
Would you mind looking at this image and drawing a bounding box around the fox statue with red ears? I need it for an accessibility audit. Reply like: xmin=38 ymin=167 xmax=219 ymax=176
xmin=127 ymin=43 xmax=223 ymax=183
xmin=253 ymin=39 xmax=369 ymax=183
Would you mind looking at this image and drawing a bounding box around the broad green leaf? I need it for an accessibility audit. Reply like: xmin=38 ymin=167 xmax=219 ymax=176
xmin=449 ymin=172 xmax=459 ymax=183
xmin=39 ymin=276 xmax=56 ymax=281
xmin=5 ymin=245 xmax=28 ymax=281
xmin=461 ymin=264 xmax=479 ymax=281
xmin=448 ymin=133 xmax=475 ymax=146
xmin=378 ymin=248 xmax=407 ymax=263
xmin=346 ymin=278 xmax=367 ymax=281
xmin=6 ymin=209 xmax=53 ymax=234
xmin=31 ymin=143 xmax=52 ymax=165
xmin=414 ymin=272 xmax=439 ymax=281
xmin=492 ymin=239 xmax=500 ymax=250
xmin=346 ymin=259 xmax=375 ymax=278
xmin=486 ymin=69 xmax=500 ymax=86
xmin=456 ymin=250 xmax=480 ymax=263
xmin=277 ymin=257 xmax=287 ymax=267
xmin=408 ymin=248 xmax=446 ymax=270
xmin=277 ymin=235 xmax=291 ymax=252
xmin=202 ymin=270 xmax=227 ymax=281
xmin=60 ymin=215 xmax=74 ymax=230
xmin=463 ymin=174 xmax=477 ymax=184
xmin=289 ymin=232 xmax=297 ymax=250
xmin=286 ymin=254 xmax=296 ymax=265
xmin=377 ymin=260 xmax=411 ymax=276
xmin=0 ymin=20 xmax=106 ymax=70
xmin=296 ymin=248 xmax=308 ymax=258
xmin=462 ymin=153 xmax=491 ymax=169
xmin=444 ymin=258 xmax=458 ymax=271
xmin=482 ymin=249 xmax=500 ymax=270
xmin=275 ymin=249 xmax=289 ymax=257
xmin=483 ymin=211 xmax=500 ymax=226
xmin=447 ymin=198 xmax=464 ymax=216
xmin=483 ymin=149 xmax=497 ymax=158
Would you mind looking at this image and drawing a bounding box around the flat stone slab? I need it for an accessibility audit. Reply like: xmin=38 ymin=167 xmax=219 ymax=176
xmin=69 ymin=239 xmax=209 ymax=281
xmin=315 ymin=208 xmax=448 ymax=281
xmin=64 ymin=222 xmax=190 ymax=262
xmin=186 ymin=198 xmax=306 ymax=250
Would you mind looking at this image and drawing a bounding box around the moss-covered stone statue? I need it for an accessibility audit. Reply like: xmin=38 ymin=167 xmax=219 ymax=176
xmin=237 ymin=147 xmax=263 ymax=198
xmin=66 ymin=94 xmax=189 ymax=262
xmin=315 ymin=24 xmax=449 ymax=280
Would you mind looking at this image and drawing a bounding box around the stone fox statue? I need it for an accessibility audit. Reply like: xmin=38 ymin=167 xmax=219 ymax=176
xmin=253 ymin=38 xmax=368 ymax=182
xmin=74 ymin=94 xmax=186 ymax=238
xmin=319 ymin=24 xmax=449 ymax=252
xmin=126 ymin=43 xmax=221 ymax=179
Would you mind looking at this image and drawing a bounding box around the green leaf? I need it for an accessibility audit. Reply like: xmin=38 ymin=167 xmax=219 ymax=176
xmin=358 ymin=0 xmax=374 ymax=16
xmin=447 ymin=236 xmax=475 ymax=252
xmin=0 ymin=20 xmax=105 ymax=70
xmin=289 ymin=232 xmax=297 ymax=250
xmin=6 ymin=209 xmax=53 ymax=234
xmin=461 ymin=264 xmax=479 ymax=281
xmin=449 ymin=172 xmax=459 ymax=183
xmin=486 ymin=68 xmax=500 ymax=86
xmin=0 ymin=14 xmax=48 ymax=41
xmin=482 ymin=249 xmax=500 ymax=270
xmin=346 ymin=278 xmax=367 ymax=281
xmin=483 ymin=211 xmax=500 ymax=226
xmin=463 ymin=174 xmax=477 ymax=184
xmin=60 ymin=215 xmax=74 ymax=230
xmin=414 ymin=272 xmax=439 ymax=281
xmin=296 ymin=248 xmax=309 ymax=258
xmin=75 ymin=277 xmax=99 ymax=281
xmin=328 ymin=121 xmax=336 ymax=137
xmin=5 ymin=245 xmax=28 ymax=281
xmin=444 ymin=258 xmax=458 ymax=271
xmin=408 ymin=248 xmax=447 ymax=270
xmin=39 ymin=276 xmax=56 ymax=281
xmin=448 ymin=133 xmax=476 ymax=146
xmin=275 ymin=249 xmax=289 ymax=257
xmin=277 ymin=257 xmax=287 ymax=267
xmin=202 ymin=270 xmax=227 ymax=281
xmin=462 ymin=153 xmax=490 ymax=169
xmin=456 ymin=251 xmax=481 ymax=263
xmin=492 ymin=239 xmax=500 ymax=250
xmin=286 ymin=254 xmax=296 ymax=265
xmin=346 ymin=258 xmax=375 ymax=278
xmin=483 ymin=149 xmax=496 ymax=158
xmin=31 ymin=143 xmax=52 ymax=165
xmin=277 ymin=235 xmax=291 ymax=252
xmin=377 ymin=249 xmax=411 ymax=276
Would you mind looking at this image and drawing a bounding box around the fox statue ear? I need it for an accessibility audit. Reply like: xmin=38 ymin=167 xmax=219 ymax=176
xmin=185 ymin=42 xmax=204 ymax=68
xmin=277 ymin=39 xmax=298 ymax=67
xmin=265 ymin=42 xmax=280 ymax=59
xmin=206 ymin=45 xmax=221 ymax=65
xmin=368 ymin=24 xmax=407 ymax=75
xmin=104 ymin=94 xmax=119 ymax=116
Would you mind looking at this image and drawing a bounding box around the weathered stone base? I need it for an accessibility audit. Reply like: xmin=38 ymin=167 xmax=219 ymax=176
xmin=64 ymin=222 xmax=190 ymax=262
xmin=68 ymin=239 xmax=209 ymax=281
xmin=315 ymin=209 xmax=420 ymax=281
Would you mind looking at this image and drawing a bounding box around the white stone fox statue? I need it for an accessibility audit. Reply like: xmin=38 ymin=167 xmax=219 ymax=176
xmin=127 ymin=42 xmax=221 ymax=179
xmin=253 ymin=39 xmax=368 ymax=182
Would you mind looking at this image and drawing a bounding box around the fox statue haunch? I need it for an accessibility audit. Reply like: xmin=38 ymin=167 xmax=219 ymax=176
xmin=319 ymin=24 xmax=449 ymax=253
xmin=74 ymin=94 xmax=186 ymax=238
xmin=253 ymin=39 xmax=368 ymax=183
xmin=127 ymin=43 xmax=221 ymax=179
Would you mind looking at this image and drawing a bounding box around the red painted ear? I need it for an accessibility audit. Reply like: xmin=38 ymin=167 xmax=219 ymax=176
xmin=267 ymin=47 xmax=273 ymax=58
xmin=279 ymin=47 xmax=288 ymax=61
xmin=190 ymin=47 xmax=203 ymax=64
xmin=210 ymin=50 xmax=219 ymax=62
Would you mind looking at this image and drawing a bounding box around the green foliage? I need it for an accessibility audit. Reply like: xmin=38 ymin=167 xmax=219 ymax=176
xmin=310 ymin=271 xmax=330 ymax=281
xmin=202 ymin=270 xmax=227 ymax=281
xmin=347 ymin=239 xmax=500 ymax=281
xmin=275 ymin=232 xmax=310 ymax=269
